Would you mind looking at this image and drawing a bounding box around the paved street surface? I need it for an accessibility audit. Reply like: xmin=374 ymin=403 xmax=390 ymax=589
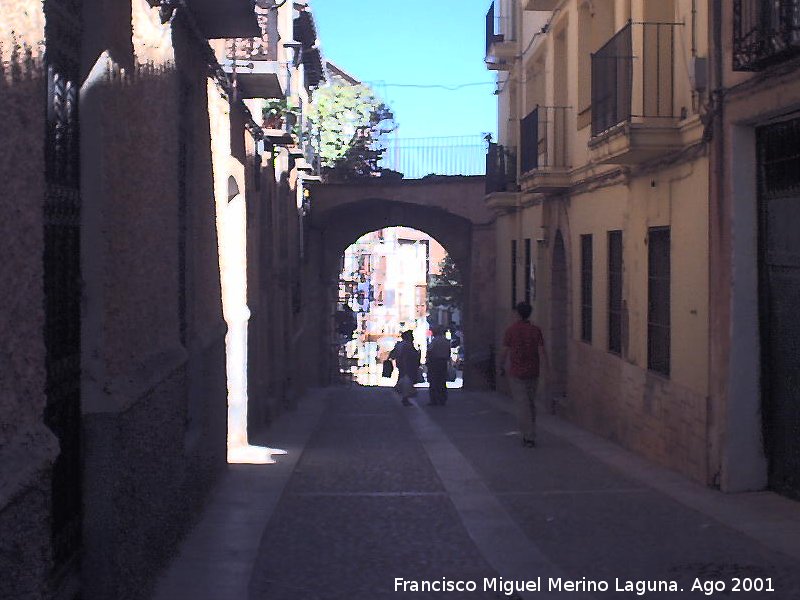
xmin=152 ymin=386 xmax=800 ymax=600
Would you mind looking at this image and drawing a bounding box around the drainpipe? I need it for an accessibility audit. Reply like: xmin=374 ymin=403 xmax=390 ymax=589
xmin=707 ymin=0 xmax=725 ymax=488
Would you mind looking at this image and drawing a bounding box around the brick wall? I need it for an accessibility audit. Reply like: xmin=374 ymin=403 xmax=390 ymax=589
xmin=80 ymin=10 xmax=227 ymax=599
xmin=564 ymin=341 xmax=709 ymax=483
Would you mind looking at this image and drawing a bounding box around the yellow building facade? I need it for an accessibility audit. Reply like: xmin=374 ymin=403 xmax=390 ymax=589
xmin=486 ymin=0 xmax=712 ymax=483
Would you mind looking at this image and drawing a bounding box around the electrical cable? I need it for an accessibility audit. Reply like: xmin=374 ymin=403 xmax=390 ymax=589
xmin=494 ymin=8 xmax=562 ymax=96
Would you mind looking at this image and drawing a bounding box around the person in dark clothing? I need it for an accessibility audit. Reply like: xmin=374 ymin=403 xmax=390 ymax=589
xmin=426 ymin=326 xmax=451 ymax=406
xmin=389 ymin=330 xmax=420 ymax=406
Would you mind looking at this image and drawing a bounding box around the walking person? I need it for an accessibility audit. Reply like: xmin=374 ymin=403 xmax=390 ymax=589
xmin=389 ymin=330 xmax=420 ymax=406
xmin=498 ymin=302 xmax=549 ymax=447
xmin=426 ymin=326 xmax=451 ymax=406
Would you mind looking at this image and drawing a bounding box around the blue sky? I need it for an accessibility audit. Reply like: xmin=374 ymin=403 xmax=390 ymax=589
xmin=311 ymin=0 xmax=498 ymax=141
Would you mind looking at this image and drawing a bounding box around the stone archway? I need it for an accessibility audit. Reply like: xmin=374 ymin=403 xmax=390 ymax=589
xmin=298 ymin=178 xmax=496 ymax=390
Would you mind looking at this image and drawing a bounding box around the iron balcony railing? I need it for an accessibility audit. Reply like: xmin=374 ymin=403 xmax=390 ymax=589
xmin=521 ymin=106 xmax=571 ymax=174
xmin=381 ymin=135 xmax=487 ymax=179
xmin=591 ymin=21 xmax=679 ymax=137
xmin=520 ymin=109 xmax=539 ymax=173
xmin=486 ymin=142 xmax=517 ymax=194
xmin=486 ymin=2 xmax=498 ymax=56
xmin=226 ymin=4 xmax=278 ymax=61
xmin=733 ymin=0 xmax=800 ymax=71
xmin=485 ymin=0 xmax=516 ymax=57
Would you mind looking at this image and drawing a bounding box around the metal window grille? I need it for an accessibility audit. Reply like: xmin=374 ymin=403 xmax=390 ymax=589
xmin=734 ymin=0 xmax=800 ymax=71
xmin=608 ymin=230 xmax=623 ymax=354
xmin=581 ymin=234 xmax=593 ymax=343
xmin=647 ymin=227 xmax=671 ymax=376
xmin=756 ymin=116 xmax=800 ymax=499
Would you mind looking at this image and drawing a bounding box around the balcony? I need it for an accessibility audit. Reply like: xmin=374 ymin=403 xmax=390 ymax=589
xmin=485 ymin=1 xmax=516 ymax=70
xmin=520 ymin=106 xmax=571 ymax=193
xmin=485 ymin=143 xmax=518 ymax=210
xmin=733 ymin=0 xmax=800 ymax=71
xmin=222 ymin=5 xmax=287 ymax=99
xmin=186 ymin=0 xmax=260 ymax=39
xmin=295 ymin=7 xmax=325 ymax=89
xmin=588 ymin=22 xmax=684 ymax=165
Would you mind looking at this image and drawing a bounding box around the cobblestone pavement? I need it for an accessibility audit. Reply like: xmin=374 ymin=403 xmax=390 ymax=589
xmin=153 ymin=385 xmax=800 ymax=600
xmin=420 ymin=391 xmax=800 ymax=599
xmin=249 ymin=388 xmax=502 ymax=599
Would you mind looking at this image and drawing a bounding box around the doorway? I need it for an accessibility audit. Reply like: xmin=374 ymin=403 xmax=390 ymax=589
xmin=757 ymin=118 xmax=800 ymax=500
xmin=43 ymin=0 xmax=83 ymax=591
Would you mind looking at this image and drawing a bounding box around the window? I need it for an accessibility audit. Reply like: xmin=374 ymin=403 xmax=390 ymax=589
xmin=524 ymin=238 xmax=532 ymax=303
xmin=580 ymin=234 xmax=593 ymax=342
xmin=647 ymin=227 xmax=670 ymax=376
xmin=608 ymin=230 xmax=623 ymax=354
xmin=733 ymin=0 xmax=800 ymax=72
xmin=511 ymin=239 xmax=518 ymax=309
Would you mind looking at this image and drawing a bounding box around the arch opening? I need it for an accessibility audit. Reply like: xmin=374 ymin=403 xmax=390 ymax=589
xmin=333 ymin=227 xmax=465 ymax=391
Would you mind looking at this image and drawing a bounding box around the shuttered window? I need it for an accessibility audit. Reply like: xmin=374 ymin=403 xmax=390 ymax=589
xmin=647 ymin=227 xmax=670 ymax=376
xmin=608 ymin=230 xmax=623 ymax=354
xmin=581 ymin=234 xmax=593 ymax=342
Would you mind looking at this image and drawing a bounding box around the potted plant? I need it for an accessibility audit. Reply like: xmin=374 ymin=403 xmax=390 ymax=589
xmin=262 ymin=98 xmax=299 ymax=131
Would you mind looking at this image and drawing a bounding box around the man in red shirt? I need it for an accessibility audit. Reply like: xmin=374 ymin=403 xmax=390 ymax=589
xmin=499 ymin=302 xmax=549 ymax=447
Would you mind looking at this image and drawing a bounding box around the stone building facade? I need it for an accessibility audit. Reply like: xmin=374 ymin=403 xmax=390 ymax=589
xmin=1 ymin=5 xmax=53 ymax=599
xmin=486 ymin=0 xmax=713 ymax=484
xmin=488 ymin=0 xmax=800 ymax=500
xmin=0 ymin=0 xmax=320 ymax=598
xmin=708 ymin=0 xmax=800 ymax=499
xmin=305 ymin=177 xmax=497 ymax=390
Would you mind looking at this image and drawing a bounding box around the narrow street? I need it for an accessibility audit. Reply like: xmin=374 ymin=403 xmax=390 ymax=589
xmin=152 ymin=387 xmax=800 ymax=600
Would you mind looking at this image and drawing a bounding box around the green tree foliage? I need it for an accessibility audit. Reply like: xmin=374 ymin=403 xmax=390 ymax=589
xmin=307 ymin=81 xmax=398 ymax=181
xmin=428 ymin=255 xmax=463 ymax=310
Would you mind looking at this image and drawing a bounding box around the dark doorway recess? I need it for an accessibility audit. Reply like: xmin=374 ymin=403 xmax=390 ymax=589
xmin=43 ymin=0 xmax=83 ymax=591
xmin=757 ymin=117 xmax=800 ymax=500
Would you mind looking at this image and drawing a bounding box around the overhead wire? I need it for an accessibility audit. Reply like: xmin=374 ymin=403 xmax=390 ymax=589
xmin=494 ymin=8 xmax=562 ymax=96
xmin=363 ymin=80 xmax=496 ymax=91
